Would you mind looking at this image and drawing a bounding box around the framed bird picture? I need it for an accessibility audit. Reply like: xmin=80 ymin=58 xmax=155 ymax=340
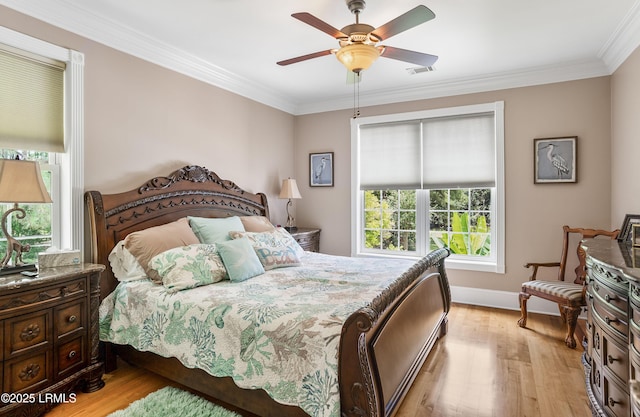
xmin=309 ymin=152 xmax=334 ymax=187
xmin=533 ymin=136 xmax=577 ymax=184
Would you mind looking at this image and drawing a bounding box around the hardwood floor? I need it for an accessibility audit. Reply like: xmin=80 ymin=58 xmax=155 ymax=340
xmin=46 ymin=303 xmax=590 ymax=417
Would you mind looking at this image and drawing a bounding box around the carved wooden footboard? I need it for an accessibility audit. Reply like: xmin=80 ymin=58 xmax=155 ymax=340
xmin=85 ymin=165 xmax=451 ymax=417
xmin=340 ymin=248 xmax=450 ymax=417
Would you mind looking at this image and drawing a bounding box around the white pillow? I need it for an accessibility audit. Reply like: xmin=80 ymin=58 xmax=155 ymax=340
xmin=108 ymin=240 xmax=147 ymax=282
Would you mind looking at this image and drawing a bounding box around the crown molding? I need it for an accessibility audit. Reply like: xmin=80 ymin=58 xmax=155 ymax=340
xmin=2 ymin=0 xmax=639 ymax=116
xmin=294 ymin=59 xmax=611 ymax=115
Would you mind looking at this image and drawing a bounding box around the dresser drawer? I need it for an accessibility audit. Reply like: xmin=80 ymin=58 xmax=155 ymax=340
xmin=591 ymin=295 xmax=628 ymax=340
xmin=4 ymin=350 xmax=51 ymax=393
xmin=591 ymin=278 xmax=628 ymax=314
xmin=55 ymin=300 xmax=85 ymax=338
xmin=0 ymin=277 xmax=86 ymax=316
xmin=5 ymin=310 xmax=51 ymax=358
xmin=601 ymin=331 xmax=629 ymax=385
xmin=604 ymin=374 xmax=631 ymax=417
xmin=56 ymin=335 xmax=85 ymax=377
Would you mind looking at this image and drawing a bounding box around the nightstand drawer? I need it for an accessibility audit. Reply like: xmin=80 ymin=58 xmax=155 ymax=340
xmin=4 ymin=350 xmax=51 ymax=393
xmin=289 ymin=228 xmax=321 ymax=252
xmin=5 ymin=310 xmax=51 ymax=357
xmin=56 ymin=336 xmax=85 ymax=377
xmin=55 ymin=300 xmax=85 ymax=338
xmin=0 ymin=277 xmax=86 ymax=316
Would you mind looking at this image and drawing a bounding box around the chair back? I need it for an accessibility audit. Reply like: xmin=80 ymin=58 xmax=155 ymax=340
xmin=558 ymin=225 xmax=619 ymax=284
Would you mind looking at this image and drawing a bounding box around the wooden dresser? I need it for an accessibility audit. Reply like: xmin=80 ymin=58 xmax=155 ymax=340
xmin=289 ymin=228 xmax=321 ymax=252
xmin=0 ymin=264 xmax=104 ymax=417
xmin=583 ymin=240 xmax=640 ymax=417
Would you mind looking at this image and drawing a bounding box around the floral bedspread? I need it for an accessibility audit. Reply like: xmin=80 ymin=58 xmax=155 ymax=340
xmin=99 ymin=252 xmax=416 ymax=417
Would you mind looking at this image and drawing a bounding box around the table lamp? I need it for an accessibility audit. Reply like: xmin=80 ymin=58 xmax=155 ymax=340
xmin=278 ymin=178 xmax=302 ymax=232
xmin=0 ymin=159 xmax=52 ymax=275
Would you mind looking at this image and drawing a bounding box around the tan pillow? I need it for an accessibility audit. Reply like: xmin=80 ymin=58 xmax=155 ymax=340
xmin=239 ymin=215 xmax=276 ymax=232
xmin=124 ymin=217 xmax=199 ymax=282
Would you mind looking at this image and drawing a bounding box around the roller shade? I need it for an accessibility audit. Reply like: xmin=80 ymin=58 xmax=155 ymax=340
xmin=360 ymin=121 xmax=421 ymax=190
xmin=423 ymin=112 xmax=495 ymax=188
xmin=0 ymin=45 xmax=65 ymax=153
xmin=360 ymin=112 xmax=495 ymax=190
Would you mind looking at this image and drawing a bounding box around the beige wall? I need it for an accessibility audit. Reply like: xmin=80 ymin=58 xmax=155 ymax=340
xmin=0 ymin=6 xmax=296 ymax=226
xmin=295 ymin=78 xmax=613 ymax=293
xmin=2 ymin=6 xmax=622 ymax=296
xmin=611 ymin=45 xmax=640 ymax=226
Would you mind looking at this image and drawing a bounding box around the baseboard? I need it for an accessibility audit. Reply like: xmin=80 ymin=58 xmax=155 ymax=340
xmin=450 ymin=285 xmax=586 ymax=318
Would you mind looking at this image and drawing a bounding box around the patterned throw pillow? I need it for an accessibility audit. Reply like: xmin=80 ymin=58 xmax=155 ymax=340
xmin=216 ymin=238 xmax=265 ymax=282
xmin=228 ymin=227 xmax=303 ymax=270
xmin=149 ymin=244 xmax=227 ymax=292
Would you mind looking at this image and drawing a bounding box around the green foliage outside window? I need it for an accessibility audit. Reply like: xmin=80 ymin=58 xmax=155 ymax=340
xmin=363 ymin=188 xmax=491 ymax=257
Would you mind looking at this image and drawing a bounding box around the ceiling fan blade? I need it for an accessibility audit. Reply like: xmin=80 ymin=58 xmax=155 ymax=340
xmin=292 ymin=12 xmax=347 ymax=39
xmin=380 ymin=46 xmax=438 ymax=67
xmin=277 ymin=50 xmax=334 ymax=66
xmin=371 ymin=5 xmax=435 ymax=40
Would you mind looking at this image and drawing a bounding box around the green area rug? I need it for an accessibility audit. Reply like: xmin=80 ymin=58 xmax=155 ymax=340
xmin=107 ymin=386 xmax=242 ymax=417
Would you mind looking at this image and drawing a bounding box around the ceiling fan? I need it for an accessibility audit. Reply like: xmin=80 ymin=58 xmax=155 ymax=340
xmin=277 ymin=0 xmax=438 ymax=75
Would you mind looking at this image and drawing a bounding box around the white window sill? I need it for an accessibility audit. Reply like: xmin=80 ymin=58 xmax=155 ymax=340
xmin=353 ymin=251 xmax=505 ymax=274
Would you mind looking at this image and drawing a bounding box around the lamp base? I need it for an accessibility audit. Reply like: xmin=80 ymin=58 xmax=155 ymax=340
xmin=0 ymin=263 xmax=37 ymax=277
xmin=284 ymin=226 xmax=298 ymax=232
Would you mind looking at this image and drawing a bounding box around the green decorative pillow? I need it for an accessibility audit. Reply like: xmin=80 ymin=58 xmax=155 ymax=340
xmin=216 ymin=238 xmax=265 ymax=282
xmin=188 ymin=216 xmax=245 ymax=244
xmin=229 ymin=228 xmax=302 ymax=270
xmin=149 ymin=244 xmax=227 ymax=292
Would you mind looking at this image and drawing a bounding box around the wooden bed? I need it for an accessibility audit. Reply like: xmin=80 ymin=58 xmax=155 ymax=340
xmin=84 ymin=165 xmax=451 ymax=417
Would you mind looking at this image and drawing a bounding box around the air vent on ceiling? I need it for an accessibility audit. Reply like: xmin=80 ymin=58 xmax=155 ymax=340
xmin=406 ymin=66 xmax=435 ymax=74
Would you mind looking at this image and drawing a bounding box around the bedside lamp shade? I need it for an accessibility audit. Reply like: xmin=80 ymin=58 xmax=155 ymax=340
xmin=0 ymin=159 xmax=52 ymax=203
xmin=0 ymin=159 xmax=52 ymax=274
xmin=279 ymin=178 xmax=301 ymax=232
xmin=279 ymin=178 xmax=302 ymax=200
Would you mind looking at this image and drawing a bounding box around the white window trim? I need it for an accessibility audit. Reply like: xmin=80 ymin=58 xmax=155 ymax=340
xmin=350 ymin=101 xmax=505 ymax=273
xmin=0 ymin=26 xmax=85 ymax=256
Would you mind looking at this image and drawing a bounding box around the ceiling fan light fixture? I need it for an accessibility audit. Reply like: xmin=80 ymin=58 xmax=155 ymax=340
xmin=335 ymin=43 xmax=380 ymax=73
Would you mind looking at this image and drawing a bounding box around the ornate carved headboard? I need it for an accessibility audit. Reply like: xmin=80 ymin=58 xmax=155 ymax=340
xmin=84 ymin=165 xmax=269 ymax=299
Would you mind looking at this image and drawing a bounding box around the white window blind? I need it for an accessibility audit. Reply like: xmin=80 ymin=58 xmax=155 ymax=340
xmin=0 ymin=45 xmax=65 ymax=153
xmin=359 ymin=112 xmax=495 ymax=190
xmin=360 ymin=122 xmax=421 ymax=190
xmin=423 ymin=112 xmax=495 ymax=188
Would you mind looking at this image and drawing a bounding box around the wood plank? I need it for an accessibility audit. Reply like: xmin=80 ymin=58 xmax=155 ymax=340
xmin=46 ymin=304 xmax=589 ymax=417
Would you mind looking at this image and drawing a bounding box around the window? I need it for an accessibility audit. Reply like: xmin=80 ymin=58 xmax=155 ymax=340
xmin=351 ymin=102 xmax=505 ymax=273
xmin=0 ymin=26 xmax=85 ymax=262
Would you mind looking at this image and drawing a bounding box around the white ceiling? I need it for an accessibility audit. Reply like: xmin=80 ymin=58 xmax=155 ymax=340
xmin=2 ymin=0 xmax=640 ymax=115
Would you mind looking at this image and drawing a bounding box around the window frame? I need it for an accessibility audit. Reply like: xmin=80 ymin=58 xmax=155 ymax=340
xmin=350 ymin=102 xmax=505 ymax=273
xmin=0 ymin=26 xmax=85 ymax=256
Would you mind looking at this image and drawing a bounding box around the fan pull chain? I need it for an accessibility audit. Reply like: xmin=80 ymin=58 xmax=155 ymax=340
xmin=352 ymin=71 xmax=361 ymax=119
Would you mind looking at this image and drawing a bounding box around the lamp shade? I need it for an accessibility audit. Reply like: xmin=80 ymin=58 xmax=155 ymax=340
xmin=0 ymin=159 xmax=52 ymax=203
xmin=279 ymin=178 xmax=302 ymax=199
xmin=335 ymin=43 xmax=381 ymax=73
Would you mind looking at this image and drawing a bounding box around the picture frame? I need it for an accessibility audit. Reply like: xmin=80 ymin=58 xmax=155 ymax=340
xmin=633 ymin=224 xmax=640 ymax=247
xmin=309 ymin=152 xmax=334 ymax=187
xmin=533 ymin=136 xmax=577 ymax=184
xmin=618 ymin=214 xmax=640 ymax=244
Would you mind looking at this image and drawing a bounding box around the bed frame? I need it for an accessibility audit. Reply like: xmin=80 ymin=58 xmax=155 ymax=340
xmin=84 ymin=165 xmax=451 ymax=417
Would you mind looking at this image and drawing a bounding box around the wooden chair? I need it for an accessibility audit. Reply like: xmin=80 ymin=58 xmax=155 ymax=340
xmin=517 ymin=225 xmax=619 ymax=348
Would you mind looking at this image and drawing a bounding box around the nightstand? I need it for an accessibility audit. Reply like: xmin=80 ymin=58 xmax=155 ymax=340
xmin=0 ymin=263 xmax=105 ymax=417
xmin=288 ymin=228 xmax=321 ymax=252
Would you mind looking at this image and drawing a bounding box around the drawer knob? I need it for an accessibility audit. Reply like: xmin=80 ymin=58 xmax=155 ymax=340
xmin=68 ymin=350 xmax=77 ymax=359
xmin=605 ymin=294 xmax=617 ymax=303
xmin=605 ymin=316 xmax=618 ymax=325
xmin=608 ymin=397 xmax=619 ymax=407
xmin=20 ymin=324 xmax=41 ymax=342
xmin=607 ymin=354 xmax=620 ymax=364
xmin=68 ymin=315 xmax=77 ymax=323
